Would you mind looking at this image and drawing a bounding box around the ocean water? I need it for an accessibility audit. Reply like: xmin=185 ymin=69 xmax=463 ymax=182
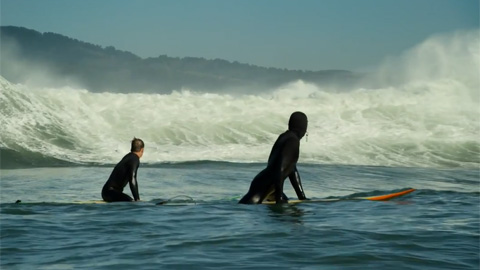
xmin=1 ymin=164 xmax=479 ymax=270
xmin=1 ymin=31 xmax=480 ymax=269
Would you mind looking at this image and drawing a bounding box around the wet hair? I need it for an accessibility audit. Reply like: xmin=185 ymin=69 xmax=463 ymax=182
xmin=131 ymin=137 xmax=145 ymax=152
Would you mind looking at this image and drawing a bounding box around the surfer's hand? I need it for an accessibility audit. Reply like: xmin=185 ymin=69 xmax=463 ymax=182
xmin=276 ymin=198 xmax=288 ymax=204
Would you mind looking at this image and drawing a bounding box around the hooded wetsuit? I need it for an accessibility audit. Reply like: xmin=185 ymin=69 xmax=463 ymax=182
xmin=239 ymin=112 xmax=308 ymax=204
xmin=102 ymin=152 xmax=140 ymax=202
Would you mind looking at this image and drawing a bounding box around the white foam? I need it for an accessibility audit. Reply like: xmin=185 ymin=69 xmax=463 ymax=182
xmin=1 ymin=30 xmax=478 ymax=168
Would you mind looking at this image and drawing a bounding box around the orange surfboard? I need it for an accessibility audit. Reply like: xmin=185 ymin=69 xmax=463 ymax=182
xmin=262 ymin=188 xmax=416 ymax=205
xmin=364 ymin=188 xmax=416 ymax=201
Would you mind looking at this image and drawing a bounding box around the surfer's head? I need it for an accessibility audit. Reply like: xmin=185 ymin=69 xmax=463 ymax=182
xmin=131 ymin=137 xmax=145 ymax=158
xmin=288 ymin=111 xmax=308 ymax=139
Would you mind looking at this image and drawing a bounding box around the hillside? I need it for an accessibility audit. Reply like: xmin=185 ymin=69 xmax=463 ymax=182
xmin=0 ymin=26 xmax=361 ymax=93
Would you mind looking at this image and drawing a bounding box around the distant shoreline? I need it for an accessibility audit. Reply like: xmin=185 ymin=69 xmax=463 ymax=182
xmin=0 ymin=26 xmax=363 ymax=94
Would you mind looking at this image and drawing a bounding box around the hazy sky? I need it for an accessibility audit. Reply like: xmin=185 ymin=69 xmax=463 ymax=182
xmin=1 ymin=0 xmax=478 ymax=71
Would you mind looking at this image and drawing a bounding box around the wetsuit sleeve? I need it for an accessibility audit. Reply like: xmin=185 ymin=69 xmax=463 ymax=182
xmin=275 ymin=138 xmax=300 ymax=204
xmin=288 ymin=167 xmax=307 ymax=200
xmin=128 ymin=160 xmax=140 ymax=201
xmin=273 ymin=167 xmax=284 ymax=204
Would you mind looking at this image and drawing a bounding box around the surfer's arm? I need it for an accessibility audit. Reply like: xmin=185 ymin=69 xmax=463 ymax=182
xmin=272 ymin=151 xmax=287 ymax=204
xmin=128 ymin=161 xmax=140 ymax=201
xmin=274 ymin=172 xmax=284 ymax=204
xmin=276 ymin=138 xmax=299 ymax=203
xmin=288 ymin=167 xmax=307 ymax=200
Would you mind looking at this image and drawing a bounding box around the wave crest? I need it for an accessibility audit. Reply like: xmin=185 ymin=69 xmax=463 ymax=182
xmin=1 ymin=30 xmax=479 ymax=168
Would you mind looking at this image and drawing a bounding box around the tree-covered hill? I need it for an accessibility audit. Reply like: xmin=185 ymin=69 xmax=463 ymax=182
xmin=0 ymin=26 xmax=361 ymax=93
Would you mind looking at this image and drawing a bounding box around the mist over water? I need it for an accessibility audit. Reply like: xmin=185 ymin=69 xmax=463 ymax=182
xmin=1 ymin=30 xmax=479 ymax=168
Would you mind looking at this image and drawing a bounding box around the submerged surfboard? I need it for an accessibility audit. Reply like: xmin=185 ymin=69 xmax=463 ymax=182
xmin=13 ymin=200 xmax=108 ymax=205
xmin=71 ymin=195 xmax=196 ymax=205
xmin=18 ymin=189 xmax=414 ymax=205
xmin=73 ymin=200 xmax=107 ymax=204
xmin=261 ymin=188 xmax=416 ymax=205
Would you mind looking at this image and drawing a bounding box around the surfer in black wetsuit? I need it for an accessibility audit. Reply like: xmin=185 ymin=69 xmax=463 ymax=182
xmin=239 ymin=111 xmax=308 ymax=204
xmin=102 ymin=138 xmax=144 ymax=202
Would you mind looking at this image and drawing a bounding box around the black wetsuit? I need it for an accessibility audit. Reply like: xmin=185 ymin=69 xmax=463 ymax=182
xmin=102 ymin=152 xmax=140 ymax=202
xmin=239 ymin=112 xmax=308 ymax=204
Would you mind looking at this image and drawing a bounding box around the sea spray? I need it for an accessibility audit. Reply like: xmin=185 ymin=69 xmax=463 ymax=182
xmin=1 ymin=30 xmax=478 ymax=168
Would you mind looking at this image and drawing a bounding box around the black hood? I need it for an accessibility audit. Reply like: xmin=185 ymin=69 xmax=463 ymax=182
xmin=288 ymin=111 xmax=308 ymax=139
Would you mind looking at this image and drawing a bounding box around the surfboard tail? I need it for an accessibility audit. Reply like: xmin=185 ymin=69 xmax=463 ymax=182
xmin=364 ymin=188 xmax=416 ymax=201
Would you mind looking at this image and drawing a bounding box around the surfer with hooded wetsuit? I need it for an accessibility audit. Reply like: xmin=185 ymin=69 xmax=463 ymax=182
xmin=239 ymin=111 xmax=308 ymax=204
xmin=102 ymin=138 xmax=144 ymax=202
